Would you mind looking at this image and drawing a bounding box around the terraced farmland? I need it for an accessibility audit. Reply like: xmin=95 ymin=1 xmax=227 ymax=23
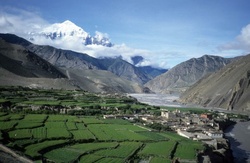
xmin=0 ymin=87 xmax=205 ymax=162
xmin=0 ymin=112 xmax=204 ymax=162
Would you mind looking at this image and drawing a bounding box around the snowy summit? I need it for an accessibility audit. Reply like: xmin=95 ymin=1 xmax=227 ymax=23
xmin=29 ymin=20 xmax=113 ymax=47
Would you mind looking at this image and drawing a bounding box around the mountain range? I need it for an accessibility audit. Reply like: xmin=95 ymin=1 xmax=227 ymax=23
xmin=0 ymin=33 xmax=165 ymax=93
xmin=145 ymin=55 xmax=233 ymax=93
xmin=1 ymin=31 xmax=249 ymax=112
xmin=29 ymin=20 xmax=113 ymax=47
xmin=180 ymin=54 xmax=250 ymax=111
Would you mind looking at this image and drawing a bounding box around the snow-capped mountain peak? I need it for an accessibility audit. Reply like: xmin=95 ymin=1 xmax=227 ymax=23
xmin=41 ymin=20 xmax=89 ymax=40
xmin=29 ymin=20 xmax=113 ymax=47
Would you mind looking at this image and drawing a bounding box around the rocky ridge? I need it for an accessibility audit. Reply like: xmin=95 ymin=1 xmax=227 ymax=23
xmin=145 ymin=55 xmax=233 ymax=93
xmin=180 ymin=54 xmax=250 ymax=111
xmin=0 ymin=33 xmax=156 ymax=93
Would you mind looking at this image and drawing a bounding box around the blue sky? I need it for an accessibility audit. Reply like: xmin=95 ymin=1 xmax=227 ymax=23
xmin=1 ymin=0 xmax=250 ymax=68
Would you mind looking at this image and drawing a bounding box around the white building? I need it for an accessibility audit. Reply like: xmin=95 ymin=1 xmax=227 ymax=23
xmin=161 ymin=110 xmax=176 ymax=119
xmin=205 ymin=130 xmax=223 ymax=139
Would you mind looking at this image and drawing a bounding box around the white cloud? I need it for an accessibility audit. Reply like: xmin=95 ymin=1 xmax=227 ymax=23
xmin=0 ymin=7 xmax=186 ymax=69
xmin=0 ymin=7 xmax=48 ymax=36
xmin=218 ymin=24 xmax=250 ymax=53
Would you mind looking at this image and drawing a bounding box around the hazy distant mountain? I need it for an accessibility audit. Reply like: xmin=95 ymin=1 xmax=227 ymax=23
xmin=29 ymin=20 xmax=113 ymax=47
xmin=138 ymin=66 xmax=167 ymax=79
xmin=131 ymin=56 xmax=144 ymax=65
xmin=131 ymin=55 xmax=167 ymax=78
xmin=145 ymin=55 xmax=233 ymax=93
xmin=180 ymin=54 xmax=250 ymax=111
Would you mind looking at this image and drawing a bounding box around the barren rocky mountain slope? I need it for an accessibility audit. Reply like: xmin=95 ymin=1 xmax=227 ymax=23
xmin=0 ymin=34 xmax=145 ymax=93
xmin=0 ymin=34 xmax=164 ymax=85
xmin=180 ymin=54 xmax=250 ymax=111
xmin=145 ymin=55 xmax=233 ymax=93
xmin=0 ymin=39 xmax=66 ymax=79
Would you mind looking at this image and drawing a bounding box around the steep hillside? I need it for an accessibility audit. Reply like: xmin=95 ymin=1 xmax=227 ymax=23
xmin=145 ymin=55 xmax=232 ymax=93
xmin=0 ymin=33 xmax=146 ymax=93
xmin=99 ymin=57 xmax=152 ymax=84
xmin=0 ymin=38 xmax=78 ymax=90
xmin=64 ymin=69 xmax=143 ymax=93
xmin=0 ymin=68 xmax=77 ymax=90
xmin=0 ymin=34 xmax=160 ymax=84
xmin=180 ymin=54 xmax=250 ymax=111
xmin=27 ymin=44 xmax=102 ymax=70
xmin=0 ymin=38 xmax=66 ymax=79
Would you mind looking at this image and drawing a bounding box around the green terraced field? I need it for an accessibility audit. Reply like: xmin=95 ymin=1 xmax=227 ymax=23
xmin=0 ymin=112 xmax=205 ymax=162
xmin=138 ymin=141 xmax=177 ymax=157
xmin=0 ymin=86 xmax=206 ymax=162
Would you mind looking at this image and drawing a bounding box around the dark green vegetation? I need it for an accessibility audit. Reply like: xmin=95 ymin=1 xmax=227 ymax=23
xmin=0 ymin=86 xmax=160 ymax=115
xmin=0 ymin=112 xmax=204 ymax=162
xmin=0 ymin=86 xmax=205 ymax=162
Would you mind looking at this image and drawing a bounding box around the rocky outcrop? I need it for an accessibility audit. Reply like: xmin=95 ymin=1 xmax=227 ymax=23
xmin=180 ymin=54 xmax=250 ymax=112
xmin=145 ymin=55 xmax=232 ymax=93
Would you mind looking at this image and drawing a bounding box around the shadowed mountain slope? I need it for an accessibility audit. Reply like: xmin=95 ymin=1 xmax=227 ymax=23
xmin=0 ymin=33 xmax=146 ymax=93
xmin=0 ymin=38 xmax=66 ymax=79
xmin=0 ymin=34 xmax=162 ymax=85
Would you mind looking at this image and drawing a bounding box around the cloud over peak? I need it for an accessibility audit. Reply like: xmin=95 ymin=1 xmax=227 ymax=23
xmin=0 ymin=8 xmax=173 ymax=68
xmin=218 ymin=23 xmax=250 ymax=53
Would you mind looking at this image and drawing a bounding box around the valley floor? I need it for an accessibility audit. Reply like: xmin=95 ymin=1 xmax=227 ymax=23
xmin=131 ymin=93 xmax=250 ymax=163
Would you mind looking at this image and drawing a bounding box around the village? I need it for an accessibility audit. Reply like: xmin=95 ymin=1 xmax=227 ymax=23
xmin=103 ymin=108 xmax=241 ymax=150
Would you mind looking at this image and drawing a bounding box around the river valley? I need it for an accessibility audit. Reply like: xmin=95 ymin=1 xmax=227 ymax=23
xmin=129 ymin=93 xmax=250 ymax=163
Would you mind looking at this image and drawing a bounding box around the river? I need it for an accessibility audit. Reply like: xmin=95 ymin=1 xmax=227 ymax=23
xmin=225 ymin=121 xmax=250 ymax=163
xmin=129 ymin=93 xmax=250 ymax=163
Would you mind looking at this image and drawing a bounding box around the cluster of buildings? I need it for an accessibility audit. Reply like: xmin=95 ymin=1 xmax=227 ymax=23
xmin=104 ymin=109 xmax=229 ymax=149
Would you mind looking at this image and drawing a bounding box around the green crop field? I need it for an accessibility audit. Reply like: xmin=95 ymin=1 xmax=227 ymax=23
xmin=174 ymin=142 xmax=204 ymax=160
xmin=31 ymin=127 xmax=47 ymax=139
xmin=0 ymin=121 xmax=17 ymax=130
xmin=81 ymin=117 xmax=104 ymax=124
xmin=9 ymin=129 xmax=33 ymax=139
xmin=44 ymin=147 xmax=83 ymax=163
xmin=95 ymin=157 xmax=125 ymax=163
xmin=88 ymin=124 xmax=150 ymax=141
xmin=79 ymin=155 xmax=103 ymax=163
xmin=0 ymin=111 xmax=205 ymax=162
xmin=47 ymin=114 xmax=69 ymax=121
xmin=46 ymin=128 xmax=72 ymax=139
xmin=16 ymin=121 xmax=43 ymax=129
xmin=94 ymin=142 xmax=142 ymax=159
xmin=22 ymin=114 xmax=48 ymax=122
xmin=138 ymin=141 xmax=177 ymax=157
xmin=25 ymin=140 xmax=68 ymax=158
xmin=0 ymin=112 xmax=205 ymax=162
xmin=136 ymin=131 xmax=169 ymax=141
xmin=75 ymin=122 xmax=87 ymax=130
xmin=9 ymin=114 xmax=24 ymax=120
xmin=66 ymin=122 xmax=78 ymax=130
xmin=0 ymin=114 xmax=11 ymax=121
xmin=45 ymin=142 xmax=118 ymax=162
xmin=45 ymin=121 xmax=66 ymax=128
xmin=0 ymin=87 xmax=207 ymax=162
xmin=70 ymin=130 xmax=95 ymax=140
xmin=150 ymin=157 xmax=172 ymax=163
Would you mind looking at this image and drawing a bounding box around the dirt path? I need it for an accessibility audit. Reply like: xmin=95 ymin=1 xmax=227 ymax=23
xmin=0 ymin=144 xmax=33 ymax=163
